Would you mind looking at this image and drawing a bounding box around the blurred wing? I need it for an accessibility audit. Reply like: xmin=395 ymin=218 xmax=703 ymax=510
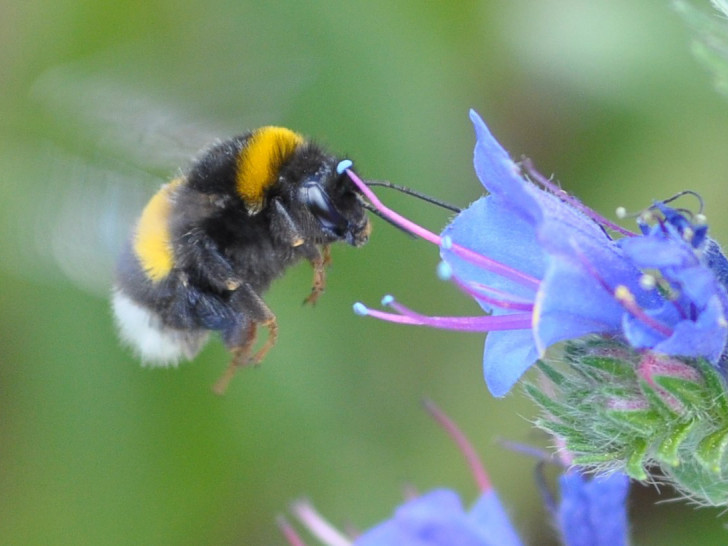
xmin=31 ymin=62 xmax=231 ymax=175
xmin=4 ymin=65 xmax=235 ymax=297
xmin=3 ymin=144 xmax=155 ymax=297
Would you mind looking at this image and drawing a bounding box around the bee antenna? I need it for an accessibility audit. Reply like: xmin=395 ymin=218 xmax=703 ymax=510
xmin=364 ymin=180 xmax=462 ymax=213
xmin=359 ymin=200 xmax=417 ymax=238
xmin=336 ymin=159 xmax=460 ymax=213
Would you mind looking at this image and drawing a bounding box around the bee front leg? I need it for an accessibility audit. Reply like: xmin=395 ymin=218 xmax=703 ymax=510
xmin=271 ymin=198 xmax=305 ymax=248
xmin=269 ymin=199 xmax=331 ymax=305
xmin=303 ymin=244 xmax=331 ymax=306
xmin=213 ymin=283 xmax=278 ymax=395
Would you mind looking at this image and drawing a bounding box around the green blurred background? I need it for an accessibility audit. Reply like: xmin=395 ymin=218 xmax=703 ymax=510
xmin=3 ymin=0 xmax=728 ymax=544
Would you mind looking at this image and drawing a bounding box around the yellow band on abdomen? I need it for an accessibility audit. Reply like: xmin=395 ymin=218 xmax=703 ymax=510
xmin=133 ymin=178 xmax=183 ymax=282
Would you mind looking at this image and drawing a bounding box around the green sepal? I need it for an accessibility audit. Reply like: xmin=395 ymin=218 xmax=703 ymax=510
xmin=573 ymin=453 xmax=623 ymax=466
xmin=579 ymin=355 xmax=636 ymax=381
xmin=534 ymin=360 xmax=567 ymax=387
xmin=625 ymin=438 xmax=648 ymax=481
xmin=534 ymin=419 xmax=588 ymax=445
xmin=604 ymin=408 xmax=662 ymax=436
xmin=694 ymin=359 xmax=728 ymax=416
xmin=653 ymin=375 xmax=706 ymax=411
xmin=695 ymin=427 xmax=728 ymax=474
xmin=638 ymin=378 xmax=679 ymax=419
xmin=664 ymin=460 xmax=728 ymax=506
xmin=656 ymin=419 xmax=695 ymax=467
xmin=524 ymin=385 xmax=575 ymax=424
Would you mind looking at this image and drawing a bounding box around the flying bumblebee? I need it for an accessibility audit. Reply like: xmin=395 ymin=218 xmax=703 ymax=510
xmin=22 ymin=65 xmax=459 ymax=395
xmin=112 ymin=127 xmax=371 ymax=393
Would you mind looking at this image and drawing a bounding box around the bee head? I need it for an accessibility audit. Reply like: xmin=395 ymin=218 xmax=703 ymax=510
xmin=294 ymin=156 xmax=371 ymax=247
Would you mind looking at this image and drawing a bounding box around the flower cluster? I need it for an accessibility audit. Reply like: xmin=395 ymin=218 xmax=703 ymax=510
xmin=280 ymin=402 xmax=630 ymax=546
xmin=345 ymin=110 xmax=728 ymax=505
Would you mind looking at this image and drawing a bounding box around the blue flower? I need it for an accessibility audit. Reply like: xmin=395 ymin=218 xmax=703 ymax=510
xmin=347 ymin=110 xmax=728 ymax=397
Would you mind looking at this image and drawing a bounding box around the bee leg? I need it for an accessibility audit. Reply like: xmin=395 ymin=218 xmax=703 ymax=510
xmin=177 ymin=226 xmax=242 ymax=291
xmin=272 ymin=198 xmax=305 ymax=247
xmin=213 ymin=321 xmax=257 ymax=395
xmin=270 ymin=198 xmax=330 ymax=305
xmin=303 ymin=244 xmax=331 ymax=306
xmin=212 ymin=284 xmax=278 ymax=395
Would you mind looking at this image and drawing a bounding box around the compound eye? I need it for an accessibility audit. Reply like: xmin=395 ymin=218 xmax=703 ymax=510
xmin=299 ymin=180 xmax=348 ymax=236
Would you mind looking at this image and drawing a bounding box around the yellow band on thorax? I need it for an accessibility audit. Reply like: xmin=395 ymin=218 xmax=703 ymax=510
xmin=235 ymin=126 xmax=303 ymax=213
xmin=133 ymin=178 xmax=183 ymax=282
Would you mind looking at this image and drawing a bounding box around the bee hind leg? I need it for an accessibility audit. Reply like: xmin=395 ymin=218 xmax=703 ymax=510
xmin=212 ymin=284 xmax=277 ymax=395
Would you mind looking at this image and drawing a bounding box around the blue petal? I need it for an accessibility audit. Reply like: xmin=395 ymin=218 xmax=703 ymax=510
xmin=652 ymin=296 xmax=728 ymax=362
xmin=468 ymin=491 xmax=523 ymax=546
xmin=619 ymin=235 xmax=696 ymax=269
xmin=441 ymin=196 xmax=547 ymax=309
xmin=355 ymin=489 xmax=502 ymax=546
xmin=532 ymin=213 xmax=654 ymax=351
xmin=621 ymin=303 xmax=677 ymax=350
xmin=671 ymin=265 xmax=723 ymax=308
xmin=469 ymin=110 xmax=543 ymax=227
xmin=482 ymin=330 xmax=540 ymax=397
xmin=705 ymin=238 xmax=728 ymax=289
xmin=557 ymin=472 xmax=630 ymax=546
xmin=470 ymin=112 xmax=607 ymax=245
xmin=537 ymin=219 xmax=649 ymax=305
xmin=534 ymin=257 xmax=626 ymax=352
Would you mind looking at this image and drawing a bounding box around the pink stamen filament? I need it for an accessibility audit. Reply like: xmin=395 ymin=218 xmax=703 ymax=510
xmin=277 ymin=515 xmax=308 ymax=546
xmin=522 ymin=159 xmax=636 ymax=238
xmin=347 ymin=169 xmax=541 ymax=290
xmin=386 ymin=297 xmax=532 ymax=331
xmin=569 ymin=240 xmax=675 ymax=338
xmin=670 ymin=296 xmax=689 ymax=321
xmin=423 ymin=399 xmax=491 ymax=492
xmin=291 ymin=500 xmax=351 ymax=546
xmin=452 ymin=277 xmax=535 ymax=312
xmin=354 ymin=299 xmax=533 ymax=332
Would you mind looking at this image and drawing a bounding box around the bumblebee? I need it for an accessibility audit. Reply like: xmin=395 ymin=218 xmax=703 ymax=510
xmin=111 ymin=126 xmax=371 ymax=393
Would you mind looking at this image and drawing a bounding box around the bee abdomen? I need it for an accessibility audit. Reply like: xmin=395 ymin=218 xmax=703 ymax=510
xmin=111 ymin=288 xmax=209 ymax=365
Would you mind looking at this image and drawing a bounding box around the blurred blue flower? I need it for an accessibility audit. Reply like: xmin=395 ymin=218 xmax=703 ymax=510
xmin=348 ymin=110 xmax=728 ymax=397
xmin=354 ymin=488 xmax=521 ymax=546
xmin=556 ymin=471 xmax=630 ymax=546
xmin=353 ymin=470 xmax=630 ymax=546
xmin=282 ymin=403 xmax=631 ymax=546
